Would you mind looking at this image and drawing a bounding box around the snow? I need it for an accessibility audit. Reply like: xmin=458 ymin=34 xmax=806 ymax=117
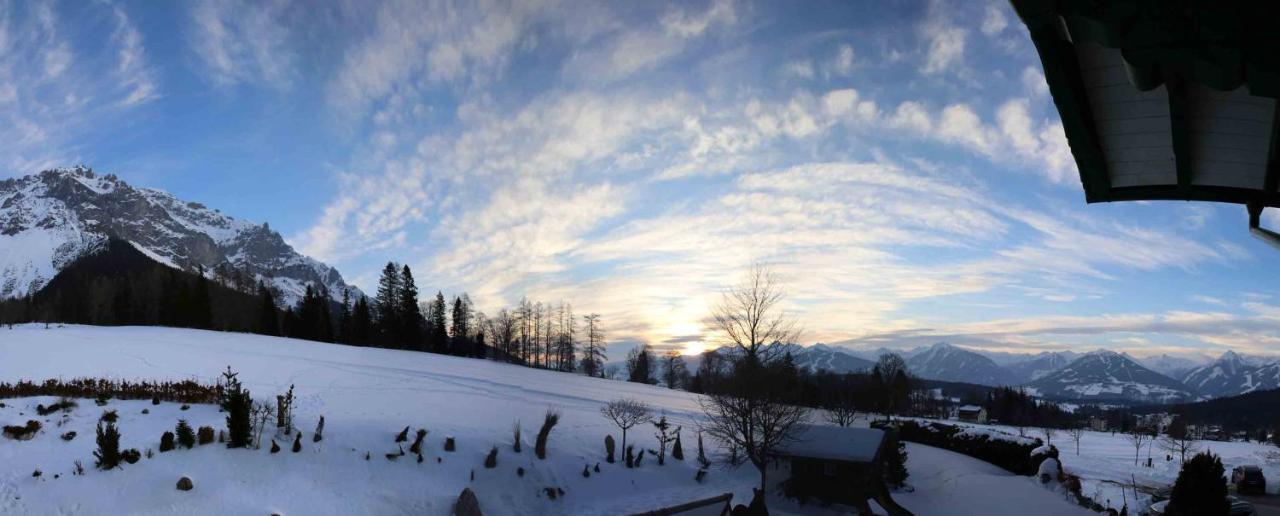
xmin=774 ymin=425 xmax=884 ymax=462
xmin=0 ymin=325 xmax=1103 ymax=515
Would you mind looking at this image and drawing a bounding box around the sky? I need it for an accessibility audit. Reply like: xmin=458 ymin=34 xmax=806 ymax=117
xmin=1 ymin=0 xmax=1278 ymax=360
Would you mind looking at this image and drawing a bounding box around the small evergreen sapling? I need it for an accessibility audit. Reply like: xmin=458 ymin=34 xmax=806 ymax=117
xmin=1166 ymin=451 xmax=1229 ymax=516
xmin=270 ymin=440 xmax=280 ymax=453
xmin=652 ymin=415 xmax=676 ymax=465
xmin=484 ymin=446 xmax=498 ymax=468
xmin=292 ymin=432 xmax=302 ymax=453
xmin=535 ymin=409 xmax=560 ymax=460
xmin=159 ymin=431 xmax=175 ymax=452
xmin=883 ymin=437 xmax=909 ymax=489
xmin=100 ymin=410 xmax=118 ymax=423
xmin=220 ymin=366 xmax=253 ymax=448
xmin=395 ymin=426 xmax=410 ymax=443
xmin=604 ymin=434 xmax=616 ymax=463
xmin=176 ymin=420 xmax=195 ymax=449
xmin=625 ymin=445 xmax=635 ymax=468
xmin=121 ymin=449 xmax=141 ymax=464
xmin=696 ymin=429 xmax=710 ymax=469
xmin=94 ymin=421 xmax=122 ymax=470
xmin=582 ymin=464 xmax=590 ymax=478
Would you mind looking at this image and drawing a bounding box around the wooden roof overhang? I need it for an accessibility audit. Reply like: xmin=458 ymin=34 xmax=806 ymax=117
xmin=1010 ymin=0 xmax=1280 ymax=247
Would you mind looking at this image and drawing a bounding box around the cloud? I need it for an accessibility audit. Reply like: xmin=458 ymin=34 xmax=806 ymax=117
xmin=111 ymin=6 xmax=158 ymax=107
xmin=919 ymin=0 xmax=966 ymax=75
xmin=1021 ymin=66 xmax=1048 ymax=98
xmin=189 ymin=0 xmax=296 ymax=88
xmin=980 ymin=3 xmax=1009 ymax=36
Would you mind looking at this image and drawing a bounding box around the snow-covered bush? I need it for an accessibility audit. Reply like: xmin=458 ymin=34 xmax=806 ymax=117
xmin=1166 ymin=451 xmax=1229 ymax=516
xmin=3 ymin=419 xmax=40 ymax=440
xmin=100 ymin=410 xmax=118 ymax=423
xmin=159 ymin=431 xmax=175 ymax=452
xmin=883 ymin=435 xmax=909 ymax=489
xmin=197 ymin=426 xmax=214 ymax=445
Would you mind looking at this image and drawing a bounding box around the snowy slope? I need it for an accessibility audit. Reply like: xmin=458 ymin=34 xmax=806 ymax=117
xmin=0 ymin=325 xmax=1098 ymax=516
xmin=1005 ymin=351 xmax=1077 ymax=383
xmin=1025 ymin=350 xmax=1194 ymax=403
xmin=1181 ymin=351 xmax=1280 ymax=399
xmin=1138 ymin=353 xmax=1207 ymax=380
xmin=906 ymin=343 xmax=1019 ymax=387
xmin=0 ymin=167 xmax=355 ymax=305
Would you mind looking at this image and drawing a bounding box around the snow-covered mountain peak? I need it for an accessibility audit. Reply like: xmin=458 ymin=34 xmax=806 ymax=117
xmin=0 ymin=167 xmax=358 ymax=306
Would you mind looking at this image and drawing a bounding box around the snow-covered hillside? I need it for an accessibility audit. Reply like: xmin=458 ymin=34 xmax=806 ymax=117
xmin=1025 ymin=350 xmax=1194 ymax=403
xmin=0 ymin=325 xmax=1094 ymax=515
xmin=906 ymin=343 xmax=1019 ymax=386
xmin=0 ymin=167 xmax=355 ymax=305
xmin=1181 ymin=351 xmax=1280 ymax=399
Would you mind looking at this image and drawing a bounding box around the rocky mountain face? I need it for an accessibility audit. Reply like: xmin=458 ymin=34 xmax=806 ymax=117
xmin=1025 ymin=350 xmax=1194 ymax=403
xmin=905 ymin=342 xmax=1020 ymax=386
xmin=1181 ymin=351 xmax=1280 ymax=399
xmin=0 ymin=167 xmax=356 ymax=306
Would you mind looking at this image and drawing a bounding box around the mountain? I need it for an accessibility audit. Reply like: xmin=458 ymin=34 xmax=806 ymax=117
xmin=0 ymin=167 xmax=355 ymax=305
xmin=905 ymin=342 xmax=1020 ymax=386
xmin=1180 ymin=351 xmax=1280 ymax=399
xmin=791 ymin=343 xmax=875 ymax=373
xmin=1026 ymin=350 xmax=1195 ymax=403
xmin=1139 ymin=353 xmax=1207 ymax=379
xmin=1005 ymin=351 xmax=1077 ymax=383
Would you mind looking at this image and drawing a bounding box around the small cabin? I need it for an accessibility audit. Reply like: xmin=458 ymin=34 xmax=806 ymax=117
xmin=770 ymin=425 xmax=912 ymax=515
xmin=956 ymin=405 xmax=987 ymax=424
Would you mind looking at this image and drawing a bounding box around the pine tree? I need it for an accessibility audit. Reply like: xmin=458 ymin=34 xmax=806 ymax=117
xmin=94 ymin=420 xmax=121 ymax=469
xmin=176 ymin=419 xmax=195 ymax=449
xmin=398 ymin=266 xmax=423 ymax=350
xmin=428 ymin=292 xmax=448 ymax=353
xmin=337 ymin=289 xmax=352 ymax=344
xmin=580 ymin=313 xmax=606 ymax=377
xmin=352 ymin=295 xmax=373 ymax=346
xmin=450 ymin=295 xmax=471 ymax=355
xmin=191 ymin=265 xmax=212 ymax=329
xmin=374 ymin=262 xmax=402 ymax=347
xmin=221 ymin=366 xmax=252 ymax=448
xmin=627 ymin=345 xmax=654 ymax=384
xmin=1167 ymin=452 xmax=1229 ymax=516
xmin=255 ymin=282 xmax=279 ymax=336
xmin=883 ymin=437 xmax=909 ymax=489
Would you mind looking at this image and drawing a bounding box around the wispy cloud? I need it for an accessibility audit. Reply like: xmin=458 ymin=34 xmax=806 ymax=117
xmin=189 ymin=0 xmax=296 ymax=89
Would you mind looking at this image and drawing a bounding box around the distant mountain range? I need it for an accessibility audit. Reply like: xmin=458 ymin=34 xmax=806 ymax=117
xmin=688 ymin=340 xmax=1277 ymax=404
xmin=0 ymin=167 xmax=356 ymax=306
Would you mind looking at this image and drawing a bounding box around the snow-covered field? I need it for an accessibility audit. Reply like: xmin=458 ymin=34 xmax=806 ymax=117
xmin=919 ymin=418 xmax=1280 ymax=513
xmin=1 ymin=325 xmax=1095 ymax=515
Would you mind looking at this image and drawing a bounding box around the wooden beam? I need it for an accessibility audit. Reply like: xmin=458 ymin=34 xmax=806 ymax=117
xmin=1010 ymin=0 xmax=1112 ymax=203
xmin=1166 ymin=79 xmax=1193 ymax=196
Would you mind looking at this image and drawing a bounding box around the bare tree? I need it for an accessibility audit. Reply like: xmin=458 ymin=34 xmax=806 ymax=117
xmin=1159 ymin=417 xmax=1197 ymax=464
xmin=1041 ymin=427 xmax=1057 ymax=447
xmin=600 ymin=399 xmax=651 ymax=453
xmin=1066 ymin=426 xmax=1086 ymax=455
xmin=1126 ymin=430 xmax=1149 ymax=466
xmin=823 ymin=394 xmax=859 ymax=427
xmin=702 ymin=264 xmax=809 ymax=490
xmin=709 ymin=264 xmax=801 ymax=364
xmin=661 ymin=350 xmax=689 ymax=390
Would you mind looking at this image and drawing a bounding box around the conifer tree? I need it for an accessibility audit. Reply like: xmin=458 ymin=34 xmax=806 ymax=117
xmin=255 ymin=282 xmax=279 ymax=336
xmin=94 ymin=420 xmax=121 ymax=469
xmin=337 ymin=289 xmax=352 ymax=344
xmin=428 ymin=292 xmax=447 ymax=353
xmin=374 ymin=262 xmax=402 ymax=346
xmin=176 ymin=419 xmax=195 ymax=449
xmin=221 ymin=367 xmax=252 ymax=448
xmin=1167 ymin=452 xmax=1229 ymax=516
xmin=352 ymin=295 xmax=373 ymax=346
xmin=580 ymin=313 xmax=606 ymax=378
xmin=398 ymin=265 xmax=423 ymax=350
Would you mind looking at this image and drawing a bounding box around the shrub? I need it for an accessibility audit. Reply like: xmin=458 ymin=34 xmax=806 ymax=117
xmin=672 ymin=430 xmax=684 ymax=461
xmin=512 ymin=421 xmax=522 ymax=453
xmin=151 ymin=396 xmax=160 ymax=405
xmin=122 ymin=448 xmax=141 ymax=464
xmin=100 ymin=410 xmax=119 ymax=423
xmin=60 ymin=431 xmax=76 ymax=441
xmin=874 ymin=420 xmax=1040 ymax=475
xmin=220 ymin=367 xmax=252 ymax=448
xmin=94 ymin=421 xmax=122 ymax=469
xmin=484 ymin=446 xmax=498 ymax=468
xmin=625 ymin=445 xmax=636 ymax=468
xmin=1166 ymin=452 xmax=1230 ymax=516
xmin=582 ymin=464 xmax=590 ymax=478
xmin=445 ymin=436 xmax=456 ymax=452
xmin=159 ymin=431 xmax=175 ymax=452
xmin=292 ymin=433 xmax=302 ymax=453
xmin=270 ymin=439 xmax=281 ymax=453
xmin=410 ymin=429 xmax=428 ymax=455
xmin=883 ymin=436 xmax=909 ymax=489
xmin=312 ymin=416 xmax=324 ymax=443
xmin=395 ymin=426 xmax=410 ymax=443
xmin=535 ymin=409 xmax=560 ymax=460
xmin=605 ymin=434 xmax=615 ymax=463
xmin=697 ymin=430 xmax=710 ymax=469
xmin=197 ymin=426 xmax=214 ymax=445
xmin=36 ymin=398 xmax=77 ymax=416
xmin=3 ymin=420 xmax=41 ymax=440
xmin=176 ymin=420 xmax=195 ymax=449
xmin=72 ymin=460 xmax=84 ymax=476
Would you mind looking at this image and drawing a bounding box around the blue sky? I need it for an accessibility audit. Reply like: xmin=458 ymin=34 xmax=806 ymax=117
xmin=2 ymin=0 xmax=1278 ymax=358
